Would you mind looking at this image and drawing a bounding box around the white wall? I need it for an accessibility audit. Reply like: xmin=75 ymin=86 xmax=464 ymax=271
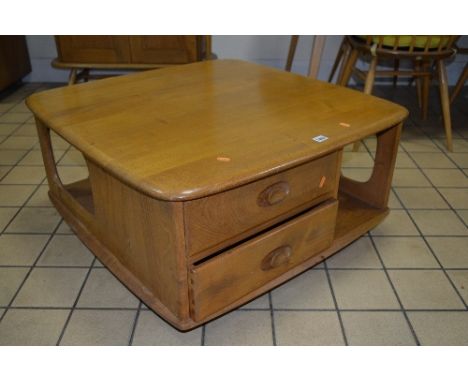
xmin=24 ymin=35 xmax=468 ymax=85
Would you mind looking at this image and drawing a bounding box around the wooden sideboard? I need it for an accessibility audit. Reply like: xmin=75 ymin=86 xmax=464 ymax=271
xmin=27 ymin=60 xmax=407 ymax=331
xmin=0 ymin=36 xmax=31 ymax=92
xmin=53 ymin=35 xmax=212 ymax=84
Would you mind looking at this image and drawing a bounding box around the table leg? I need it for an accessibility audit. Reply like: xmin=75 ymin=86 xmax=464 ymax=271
xmin=340 ymin=123 xmax=402 ymax=209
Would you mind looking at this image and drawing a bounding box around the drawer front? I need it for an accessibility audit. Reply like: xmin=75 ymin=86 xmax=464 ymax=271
xmin=189 ymin=199 xmax=338 ymax=321
xmin=185 ymin=152 xmax=339 ymax=257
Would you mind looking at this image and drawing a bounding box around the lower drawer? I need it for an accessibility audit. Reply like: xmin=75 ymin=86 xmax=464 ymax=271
xmin=189 ymin=199 xmax=338 ymax=321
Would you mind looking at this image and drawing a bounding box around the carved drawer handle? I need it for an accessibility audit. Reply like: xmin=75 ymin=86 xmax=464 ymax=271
xmin=261 ymin=245 xmax=292 ymax=271
xmin=257 ymin=181 xmax=290 ymax=207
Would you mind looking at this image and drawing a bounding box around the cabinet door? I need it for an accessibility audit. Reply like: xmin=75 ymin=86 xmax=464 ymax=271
xmin=129 ymin=36 xmax=201 ymax=64
xmin=0 ymin=36 xmax=31 ymax=91
xmin=55 ymin=36 xmax=131 ymax=64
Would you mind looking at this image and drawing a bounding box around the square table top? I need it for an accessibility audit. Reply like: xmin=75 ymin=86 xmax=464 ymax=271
xmin=27 ymin=59 xmax=407 ymax=201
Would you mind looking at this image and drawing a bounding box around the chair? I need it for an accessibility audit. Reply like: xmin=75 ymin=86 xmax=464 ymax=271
xmin=336 ymin=36 xmax=459 ymax=151
xmin=450 ymin=46 xmax=468 ymax=103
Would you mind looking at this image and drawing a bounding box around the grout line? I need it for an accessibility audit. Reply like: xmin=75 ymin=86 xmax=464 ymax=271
xmin=56 ymin=258 xmax=97 ymax=346
xmin=323 ymin=261 xmax=348 ymax=346
xmin=128 ymin=301 xmax=143 ymax=346
xmin=201 ymin=325 xmax=206 ymax=346
xmin=268 ymin=292 xmax=277 ymax=346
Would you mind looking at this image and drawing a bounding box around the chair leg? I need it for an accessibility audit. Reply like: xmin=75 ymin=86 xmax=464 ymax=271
xmin=421 ymin=61 xmax=431 ymax=121
xmin=450 ymin=63 xmax=468 ymax=103
xmin=285 ymin=35 xmax=299 ymax=72
xmin=415 ymin=61 xmax=422 ymax=108
xmin=437 ymin=60 xmax=453 ymax=152
xmin=68 ymin=69 xmax=77 ymax=86
xmin=338 ymin=48 xmax=359 ymax=87
xmin=353 ymin=56 xmax=378 ymax=152
xmin=328 ymin=37 xmax=346 ymax=82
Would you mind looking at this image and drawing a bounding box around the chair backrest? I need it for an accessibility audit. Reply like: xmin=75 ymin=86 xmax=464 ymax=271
xmin=349 ymin=35 xmax=459 ymax=58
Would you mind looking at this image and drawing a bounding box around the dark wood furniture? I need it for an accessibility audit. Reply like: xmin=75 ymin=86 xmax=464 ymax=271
xmin=53 ymin=35 xmax=212 ymax=85
xmin=26 ymin=60 xmax=407 ymax=331
xmin=0 ymin=36 xmax=31 ymax=92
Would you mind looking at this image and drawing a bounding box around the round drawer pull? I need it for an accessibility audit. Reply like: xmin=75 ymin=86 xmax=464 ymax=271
xmin=257 ymin=181 xmax=290 ymax=207
xmin=261 ymin=245 xmax=292 ymax=271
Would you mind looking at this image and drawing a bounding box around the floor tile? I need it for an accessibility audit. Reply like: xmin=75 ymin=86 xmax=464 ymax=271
xmin=341 ymin=167 xmax=372 ymax=182
xmin=410 ymin=152 xmax=456 ymax=169
xmin=56 ymin=221 xmax=74 ymax=234
xmin=12 ymin=123 xmax=36 ymax=136
xmin=342 ymin=151 xmax=374 ymax=168
xmin=77 ymin=268 xmax=139 ymax=308
xmin=409 ymin=210 xmax=467 ymax=236
xmin=371 ymin=210 xmax=419 ymax=236
xmin=0 ymin=136 xmax=37 ymax=150
xmin=423 ymin=169 xmax=468 ymax=187
xmin=0 ymin=166 xmax=46 ymax=184
xmin=374 ymin=237 xmax=439 ymax=268
xmin=275 ymin=311 xmax=344 ymax=345
xmin=0 ymin=112 xmax=31 ymax=124
xmin=0 ymin=207 xmax=18 ymax=230
xmin=408 ymin=312 xmax=468 ymax=345
xmin=448 ymin=153 xmax=468 ymax=168
xmin=0 ymin=234 xmax=49 ymax=266
xmin=0 ymin=308 xmax=69 ymax=345
xmin=0 ymin=267 xmax=29 ymax=305
xmin=446 ymin=270 xmax=468 ymax=305
xmin=426 ymin=237 xmax=468 ymax=268
xmin=0 ymin=149 xmax=27 ymax=165
xmin=400 ymin=139 xmax=441 ymax=153
xmin=457 ymin=210 xmax=468 ymax=225
xmin=341 ymin=311 xmax=416 ymax=345
xmin=132 ymin=311 xmax=202 ymax=345
xmin=5 ymin=207 xmax=61 ymax=233
xmin=388 ymin=270 xmax=465 ymax=309
xmin=388 ymin=189 xmax=403 ymax=209
xmin=327 ymin=237 xmax=381 ymax=269
xmin=0 ymin=123 xmax=20 ymax=136
xmin=330 ymin=270 xmax=400 ymax=309
xmin=241 ymin=293 xmax=270 ymax=309
xmin=271 ymin=269 xmax=334 ymax=309
xmin=12 ymin=267 xmax=87 ymax=307
xmin=18 ymin=149 xmax=64 ymax=165
xmin=392 ymin=169 xmax=431 ymax=187
xmin=58 ymin=150 xmax=86 ymax=166
xmin=395 ymin=152 xmax=417 ymax=168
xmin=0 ymin=185 xmax=36 ymax=206
xmin=26 ymin=185 xmax=52 ymax=207
xmin=437 ymin=188 xmax=468 ymax=209
xmin=38 ymin=235 xmax=94 ymax=267
xmin=436 ymin=139 xmax=468 ymax=153
xmin=55 ymin=166 xmax=89 ymax=185
xmin=60 ymin=309 xmax=136 ymax=345
xmin=394 ymin=187 xmax=449 ymax=209
xmin=204 ymin=311 xmax=273 ymax=345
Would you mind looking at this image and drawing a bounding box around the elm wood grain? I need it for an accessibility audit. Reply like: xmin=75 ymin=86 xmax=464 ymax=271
xmin=27 ymin=60 xmax=407 ymax=330
xmin=189 ymin=200 xmax=338 ymax=321
xmin=27 ymin=60 xmax=407 ymax=202
xmin=185 ymin=152 xmax=339 ymax=259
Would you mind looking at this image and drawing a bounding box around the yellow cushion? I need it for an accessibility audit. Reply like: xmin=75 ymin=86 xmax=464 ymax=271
xmin=358 ymin=35 xmax=450 ymax=49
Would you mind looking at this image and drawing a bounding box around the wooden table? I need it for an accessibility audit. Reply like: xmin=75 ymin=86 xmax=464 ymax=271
xmin=26 ymin=60 xmax=407 ymax=331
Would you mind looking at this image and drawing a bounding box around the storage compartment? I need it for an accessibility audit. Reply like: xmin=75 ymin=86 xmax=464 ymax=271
xmin=184 ymin=152 xmax=340 ymax=258
xmin=189 ymin=199 xmax=338 ymax=321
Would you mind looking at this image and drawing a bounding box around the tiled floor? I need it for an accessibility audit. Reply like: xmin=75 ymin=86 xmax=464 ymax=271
xmin=0 ymin=81 xmax=467 ymax=346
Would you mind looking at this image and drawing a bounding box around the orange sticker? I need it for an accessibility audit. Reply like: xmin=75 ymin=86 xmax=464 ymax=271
xmin=339 ymin=122 xmax=351 ymax=128
xmin=216 ymin=156 xmax=231 ymax=162
xmin=319 ymin=176 xmax=326 ymax=188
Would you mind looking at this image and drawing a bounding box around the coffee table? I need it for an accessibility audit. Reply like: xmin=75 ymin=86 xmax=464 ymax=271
xmin=27 ymin=60 xmax=407 ymax=330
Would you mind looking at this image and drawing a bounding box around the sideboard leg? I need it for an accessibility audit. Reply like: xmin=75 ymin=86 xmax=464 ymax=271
xmin=339 ymin=122 xmax=402 ymax=209
xmin=68 ymin=68 xmax=77 ymax=85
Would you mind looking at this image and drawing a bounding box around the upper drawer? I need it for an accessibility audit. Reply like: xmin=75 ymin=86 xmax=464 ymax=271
xmin=189 ymin=199 xmax=338 ymax=322
xmin=184 ymin=151 xmax=340 ymax=258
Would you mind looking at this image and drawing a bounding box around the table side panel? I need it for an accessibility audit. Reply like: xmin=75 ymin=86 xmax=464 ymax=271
xmin=86 ymin=160 xmax=189 ymax=320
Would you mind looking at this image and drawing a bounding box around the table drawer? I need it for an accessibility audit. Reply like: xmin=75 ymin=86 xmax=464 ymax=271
xmin=189 ymin=199 xmax=338 ymax=321
xmin=185 ymin=152 xmax=340 ymax=257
